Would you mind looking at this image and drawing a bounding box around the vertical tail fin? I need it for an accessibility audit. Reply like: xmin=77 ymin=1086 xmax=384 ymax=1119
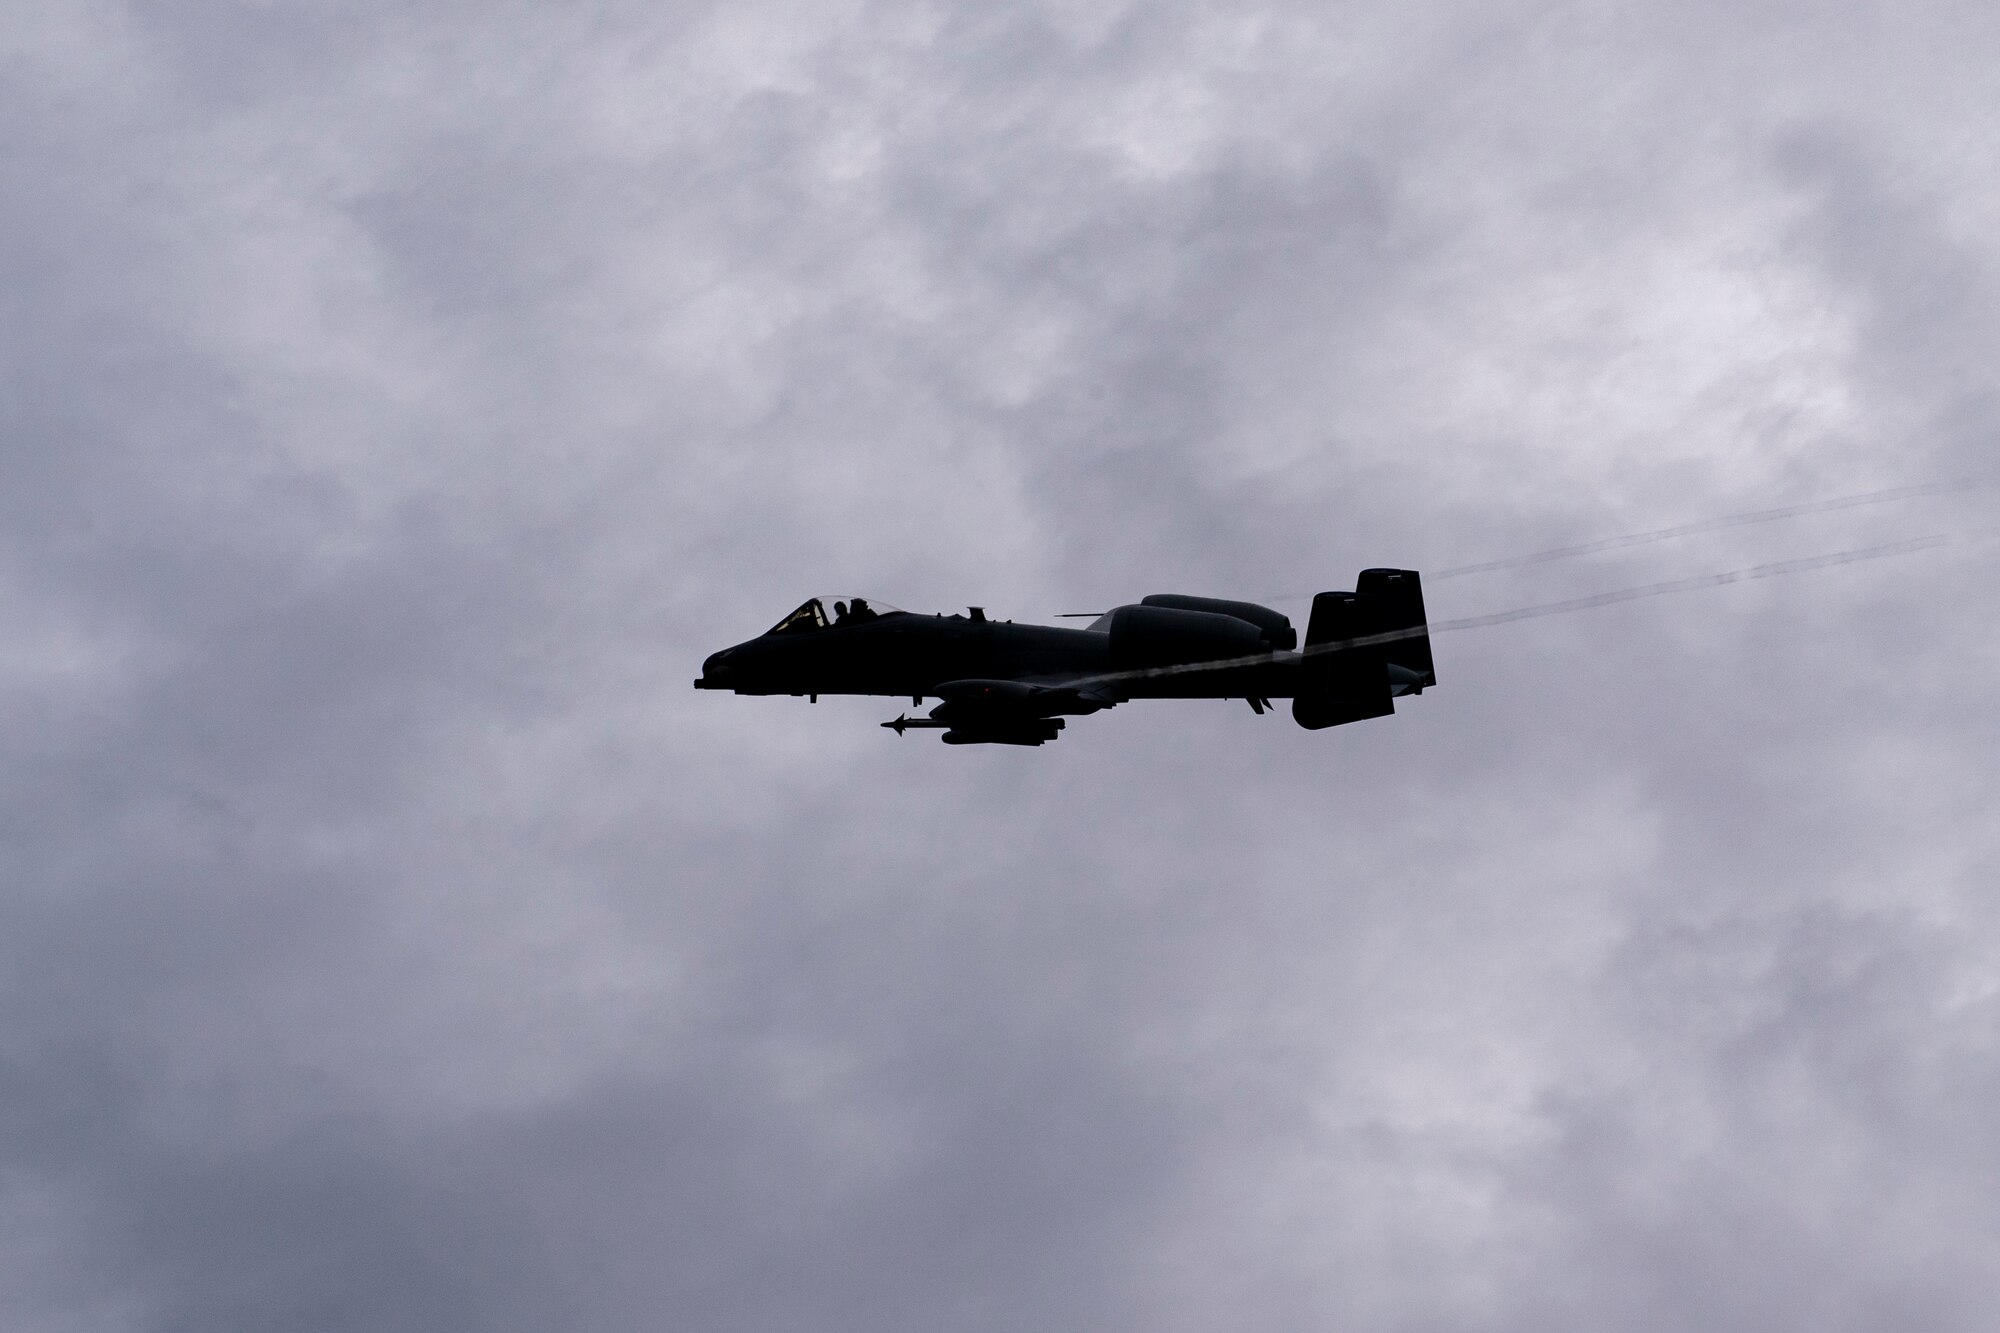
xmin=1356 ymin=567 xmax=1435 ymax=687
xmin=1293 ymin=591 xmax=1394 ymax=729
xmin=1292 ymin=568 xmax=1435 ymax=730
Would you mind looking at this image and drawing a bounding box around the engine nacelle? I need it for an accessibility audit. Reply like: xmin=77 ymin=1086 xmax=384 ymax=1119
xmin=1107 ymin=604 xmax=1270 ymax=669
xmin=1139 ymin=595 xmax=1296 ymax=651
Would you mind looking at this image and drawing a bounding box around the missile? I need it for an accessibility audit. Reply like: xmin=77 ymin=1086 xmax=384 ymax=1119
xmin=881 ymin=714 xmax=951 ymax=735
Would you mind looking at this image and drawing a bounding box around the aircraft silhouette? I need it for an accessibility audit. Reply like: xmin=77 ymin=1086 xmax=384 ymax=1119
xmin=694 ymin=570 xmax=1436 ymax=745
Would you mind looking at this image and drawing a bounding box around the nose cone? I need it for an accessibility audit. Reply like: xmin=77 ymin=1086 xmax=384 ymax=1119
xmin=696 ymin=647 xmax=734 ymax=689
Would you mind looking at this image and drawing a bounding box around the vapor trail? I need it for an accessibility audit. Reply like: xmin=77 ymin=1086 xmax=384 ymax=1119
xmin=1425 ymin=534 xmax=1951 ymax=632
xmin=1079 ymin=534 xmax=1951 ymax=689
xmin=1432 ymin=480 xmax=1972 ymax=578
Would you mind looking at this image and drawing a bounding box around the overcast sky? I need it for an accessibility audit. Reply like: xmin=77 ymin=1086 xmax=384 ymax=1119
xmin=4 ymin=2 xmax=1998 ymax=1329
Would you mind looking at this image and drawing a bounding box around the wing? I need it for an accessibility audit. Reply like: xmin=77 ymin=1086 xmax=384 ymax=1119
xmin=881 ymin=678 xmax=1120 ymax=746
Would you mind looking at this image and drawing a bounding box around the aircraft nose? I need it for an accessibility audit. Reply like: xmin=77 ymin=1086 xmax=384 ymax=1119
xmin=696 ymin=648 xmax=734 ymax=689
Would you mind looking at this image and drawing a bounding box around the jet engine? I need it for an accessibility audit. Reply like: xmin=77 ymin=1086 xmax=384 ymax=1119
xmin=1106 ymin=605 xmax=1270 ymax=669
xmin=1139 ymin=595 xmax=1296 ymax=650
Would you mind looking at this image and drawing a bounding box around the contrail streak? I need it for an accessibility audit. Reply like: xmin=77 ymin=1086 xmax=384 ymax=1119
xmin=1431 ymin=480 xmax=1973 ymax=579
xmin=1425 ymin=534 xmax=1951 ymax=631
xmin=1077 ymin=534 xmax=1951 ymax=690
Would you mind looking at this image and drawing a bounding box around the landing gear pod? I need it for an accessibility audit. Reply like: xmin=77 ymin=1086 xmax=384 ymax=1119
xmin=940 ymin=719 xmax=1065 ymax=746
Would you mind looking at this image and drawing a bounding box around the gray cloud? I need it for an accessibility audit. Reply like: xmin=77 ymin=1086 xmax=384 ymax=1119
xmin=3 ymin=2 xmax=1997 ymax=1330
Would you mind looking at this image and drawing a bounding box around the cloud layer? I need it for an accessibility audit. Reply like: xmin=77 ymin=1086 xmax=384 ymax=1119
xmin=4 ymin=3 xmax=1997 ymax=1329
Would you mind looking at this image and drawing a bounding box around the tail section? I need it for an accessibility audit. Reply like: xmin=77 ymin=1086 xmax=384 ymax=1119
xmin=1356 ymin=568 xmax=1435 ymax=688
xmin=1292 ymin=568 xmax=1434 ymax=731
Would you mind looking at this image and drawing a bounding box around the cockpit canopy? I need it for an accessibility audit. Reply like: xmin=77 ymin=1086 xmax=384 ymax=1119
xmin=764 ymin=596 xmax=906 ymax=636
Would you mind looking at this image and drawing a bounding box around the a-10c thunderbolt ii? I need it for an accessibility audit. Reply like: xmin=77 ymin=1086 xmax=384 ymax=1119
xmin=694 ymin=569 xmax=1436 ymax=745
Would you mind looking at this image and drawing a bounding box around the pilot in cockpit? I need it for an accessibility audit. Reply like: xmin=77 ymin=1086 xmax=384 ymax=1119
xmin=834 ymin=598 xmax=877 ymax=625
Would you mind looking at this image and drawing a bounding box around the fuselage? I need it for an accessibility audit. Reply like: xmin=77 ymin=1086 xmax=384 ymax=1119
xmin=694 ymin=609 xmax=1306 ymax=701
